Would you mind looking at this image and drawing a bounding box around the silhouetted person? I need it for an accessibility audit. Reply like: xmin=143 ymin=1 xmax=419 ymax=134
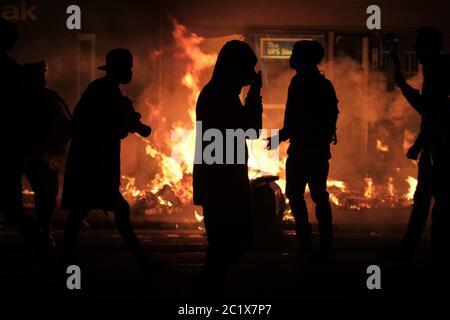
xmin=389 ymin=31 xmax=434 ymax=261
xmin=0 ymin=18 xmax=56 ymax=272
xmin=61 ymin=48 xmax=163 ymax=275
xmin=191 ymin=40 xmax=262 ymax=297
xmin=393 ymin=27 xmax=450 ymax=272
xmin=268 ymin=40 xmax=339 ymax=260
xmin=396 ymin=135 xmax=432 ymax=260
xmin=23 ymin=61 xmax=71 ymax=239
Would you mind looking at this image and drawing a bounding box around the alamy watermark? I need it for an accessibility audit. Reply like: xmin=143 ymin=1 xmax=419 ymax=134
xmin=366 ymin=265 xmax=381 ymax=290
xmin=169 ymin=121 xmax=280 ymax=166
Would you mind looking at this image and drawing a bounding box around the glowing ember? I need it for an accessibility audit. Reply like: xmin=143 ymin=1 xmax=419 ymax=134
xmin=376 ymin=139 xmax=389 ymax=152
xmin=22 ymin=188 xmax=35 ymax=195
xmin=364 ymin=176 xmax=374 ymax=199
xmin=406 ymin=176 xmax=418 ymax=201
xmin=327 ymin=179 xmax=348 ymax=191
xmin=194 ymin=210 xmax=204 ymax=222
xmin=121 ymin=175 xmax=143 ymax=198
xmin=387 ymin=177 xmax=395 ymax=198
xmin=329 ymin=193 xmax=340 ymax=206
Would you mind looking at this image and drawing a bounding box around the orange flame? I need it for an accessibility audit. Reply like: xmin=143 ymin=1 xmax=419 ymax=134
xmin=118 ymin=22 xmax=419 ymax=218
xmin=376 ymin=139 xmax=389 ymax=152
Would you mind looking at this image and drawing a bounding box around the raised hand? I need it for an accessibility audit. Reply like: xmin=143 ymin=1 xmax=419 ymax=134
xmin=389 ymin=49 xmax=401 ymax=72
xmin=406 ymin=144 xmax=421 ymax=160
xmin=389 ymin=49 xmax=407 ymax=88
xmin=249 ymin=70 xmax=262 ymax=97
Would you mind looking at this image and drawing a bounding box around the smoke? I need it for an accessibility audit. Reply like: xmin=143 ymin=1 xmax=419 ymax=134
xmin=117 ymin=24 xmax=424 ymax=223
xmin=244 ymin=54 xmax=423 ymax=195
xmin=325 ymin=57 xmax=422 ymax=190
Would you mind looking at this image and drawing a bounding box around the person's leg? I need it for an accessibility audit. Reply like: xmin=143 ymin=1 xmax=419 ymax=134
xmin=112 ymin=192 xmax=165 ymax=273
xmin=0 ymin=166 xmax=56 ymax=270
xmin=230 ymin=211 xmax=253 ymax=266
xmin=26 ymin=158 xmax=58 ymax=232
xmin=192 ymin=199 xmax=253 ymax=298
xmin=429 ymin=159 xmax=450 ymax=292
xmin=193 ymin=206 xmax=231 ymax=297
xmin=308 ymin=158 xmax=333 ymax=251
xmin=285 ymin=155 xmax=311 ymax=249
xmin=202 ymin=206 xmax=228 ymax=275
xmin=431 ymin=195 xmax=450 ymax=290
xmin=218 ymin=207 xmax=253 ymax=272
xmin=431 ymin=174 xmax=450 ymax=268
xmin=112 ymin=194 xmax=146 ymax=261
xmin=46 ymin=170 xmax=59 ymax=229
xmin=61 ymin=209 xmax=89 ymax=263
xmin=0 ymin=167 xmax=41 ymax=247
xmin=400 ymin=152 xmax=433 ymax=256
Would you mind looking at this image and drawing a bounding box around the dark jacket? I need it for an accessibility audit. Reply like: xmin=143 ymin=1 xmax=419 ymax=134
xmin=400 ymin=54 xmax=450 ymax=163
xmin=279 ymin=72 xmax=339 ymax=159
xmin=0 ymin=53 xmax=29 ymax=165
xmin=192 ymin=81 xmax=262 ymax=208
xmin=62 ymin=77 xmax=134 ymax=210
xmin=28 ymin=87 xmax=71 ymax=159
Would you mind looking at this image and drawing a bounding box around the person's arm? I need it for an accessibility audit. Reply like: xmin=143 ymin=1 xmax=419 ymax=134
xmin=278 ymin=79 xmax=297 ymax=142
xmin=278 ymin=115 xmax=291 ymax=142
xmin=390 ymin=50 xmax=424 ymax=115
xmin=407 ymin=130 xmax=425 ymax=160
xmin=242 ymin=71 xmax=263 ymax=137
xmin=119 ymin=96 xmax=152 ymax=138
xmin=395 ymin=72 xmax=424 ymax=115
xmin=265 ymin=78 xmax=295 ymax=150
xmin=326 ymin=81 xmax=339 ymax=145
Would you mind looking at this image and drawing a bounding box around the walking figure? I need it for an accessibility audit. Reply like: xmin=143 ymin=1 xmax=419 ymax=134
xmin=61 ymin=48 xmax=164 ymax=275
xmin=0 ymin=18 xmax=56 ymax=274
xmin=23 ymin=61 xmax=71 ymax=241
xmin=392 ymin=27 xmax=450 ymax=272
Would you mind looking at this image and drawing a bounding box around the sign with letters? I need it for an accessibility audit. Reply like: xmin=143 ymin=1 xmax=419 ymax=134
xmin=259 ymin=36 xmax=325 ymax=59
xmin=1 ymin=1 xmax=39 ymax=21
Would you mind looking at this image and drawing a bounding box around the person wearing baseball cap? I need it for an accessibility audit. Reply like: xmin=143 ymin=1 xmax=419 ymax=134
xmin=61 ymin=48 xmax=162 ymax=275
xmin=97 ymin=48 xmax=133 ymax=83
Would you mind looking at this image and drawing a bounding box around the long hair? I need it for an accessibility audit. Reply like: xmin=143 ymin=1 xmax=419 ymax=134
xmin=211 ymin=40 xmax=257 ymax=84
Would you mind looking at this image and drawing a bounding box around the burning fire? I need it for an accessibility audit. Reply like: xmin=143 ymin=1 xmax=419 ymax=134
xmin=194 ymin=210 xmax=204 ymax=222
xmin=406 ymin=176 xmax=418 ymax=201
xmin=376 ymin=139 xmax=389 ymax=152
xmin=116 ymin=21 xmax=420 ymax=221
xmin=119 ymin=21 xmax=217 ymax=216
xmin=364 ymin=176 xmax=374 ymax=199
